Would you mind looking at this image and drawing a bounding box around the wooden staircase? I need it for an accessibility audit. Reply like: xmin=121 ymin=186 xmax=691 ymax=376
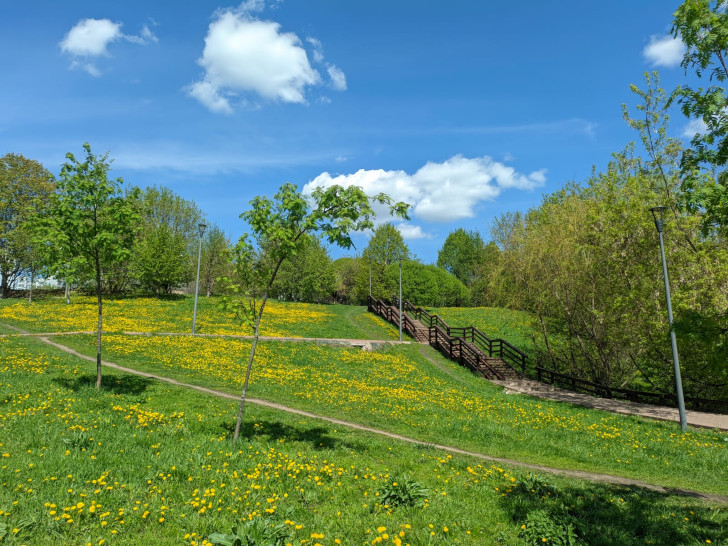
xmin=368 ymin=296 xmax=527 ymax=382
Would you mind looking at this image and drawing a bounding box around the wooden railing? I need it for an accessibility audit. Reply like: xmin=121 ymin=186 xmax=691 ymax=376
xmin=400 ymin=298 xmax=527 ymax=376
xmin=371 ymin=296 xmax=526 ymax=378
xmin=536 ymin=367 xmax=728 ymax=414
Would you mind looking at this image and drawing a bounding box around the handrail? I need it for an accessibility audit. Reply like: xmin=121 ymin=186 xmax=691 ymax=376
xmin=535 ymin=366 xmax=728 ymax=413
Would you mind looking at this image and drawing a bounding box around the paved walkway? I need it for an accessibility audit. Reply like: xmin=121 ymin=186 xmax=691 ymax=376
xmin=4 ymin=326 xmax=727 ymax=505
xmin=493 ymin=378 xmax=728 ymax=431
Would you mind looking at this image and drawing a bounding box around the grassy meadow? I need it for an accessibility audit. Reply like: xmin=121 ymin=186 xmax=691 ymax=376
xmin=0 ymin=295 xmax=727 ymax=544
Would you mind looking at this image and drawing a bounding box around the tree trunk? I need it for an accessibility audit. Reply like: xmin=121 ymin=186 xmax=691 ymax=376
xmin=1 ymin=274 xmax=8 ymax=299
xmin=95 ymin=254 xmax=103 ymax=389
xmin=233 ymin=295 xmax=269 ymax=442
xmin=65 ymin=278 xmax=70 ymax=304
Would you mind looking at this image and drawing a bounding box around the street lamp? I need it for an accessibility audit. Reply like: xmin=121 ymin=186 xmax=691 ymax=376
xmin=649 ymin=206 xmax=687 ymax=431
xmin=398 ymin=259 xmax=402 ymax=342
xmin=369 ymin=258 xmax=372 ymax=298
xmin=192 ymin=222 xmax=207 ymax=334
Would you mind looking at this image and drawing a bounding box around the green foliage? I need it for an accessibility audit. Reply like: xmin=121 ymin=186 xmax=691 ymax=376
xmin=671 ymin=0 xmax=728 ymax=235
xmin=332 ymin=256 xmax=361 ymax=303
xmin=436 ymin=228 xmax=487 ymax=286
xmin=200 ymin=224 xmax=231 ymax=296
xmin=50 ymin=142 xmax=139 ymax=388
xmin=208 ymin=519 xmax=292 ymax=546
xmin=384 ymin=261 xmax=470 ymax=307
xmin=270 ymin=235 xmax=336 ymax=303
xmin=518 ymin=509 xmax=580 ymax=546
xmin=362 ymin=222 xmax=410 ymax=265
xmin=484 ymin=76 xmax=728 ymax=399
xmin=132 ymin=186 xmax=203 ymax=294
xmin=376 ymin=476 xmax=429 ymax=509
xmin=0 ymin=153 xmax=55 ymax=297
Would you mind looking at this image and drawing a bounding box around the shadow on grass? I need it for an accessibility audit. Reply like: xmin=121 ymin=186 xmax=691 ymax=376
xmin=499 ymin=475 xmax=727 ymax=545
xmin=52 ymin=373 xmax=153 ymax=396
xmin=221 ymin=419 xmax=369 ymax=453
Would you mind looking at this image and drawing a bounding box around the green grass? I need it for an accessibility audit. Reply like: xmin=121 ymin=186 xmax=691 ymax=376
xmin=0 ymin=295 xmax=399 ymax=340
xmin=1 ymin=335 xmax=726 ymax=545
xmin=46 ymin=332 xmax=728 ymax=497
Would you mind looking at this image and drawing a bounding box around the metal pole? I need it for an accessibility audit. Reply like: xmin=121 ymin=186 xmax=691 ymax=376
xmin=192 ymin=231 xmax=204 ymax=334
xmin=398 ymin=260 xmax=402 ymax=341
xmin=657 ymin=229 xmax=688 ymax=431
xmin=369 ymin=260 xmax=372 ymax=297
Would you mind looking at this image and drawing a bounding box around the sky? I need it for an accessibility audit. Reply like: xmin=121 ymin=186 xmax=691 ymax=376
xmin=0 ymin=0 xmax=699 ymax=262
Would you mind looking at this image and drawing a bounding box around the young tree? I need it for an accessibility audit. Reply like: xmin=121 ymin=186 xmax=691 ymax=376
xmin=0 ymin=154 xmax=55 ymax=298
xmin=436 ymin=228 xmax=487 ymax=286
xmin=221 ymin=183 xmax=409 ymax=441
xmin=51 ymin=143 xmax=139 ymax=388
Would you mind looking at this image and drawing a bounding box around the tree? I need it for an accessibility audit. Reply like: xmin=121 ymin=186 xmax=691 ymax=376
xmin=270 ymin=235 xmax=336 ymax=303
xmin=671 ymin=0 xmax=728 ymax=235
xmin=0 ymin=154 xmax=55 ymax=298
xmin=362 ymin=223 xmax=410 ymax=265
xmin=133 ymin=186 xmax=203 ymax=294
xmin=436 ymin=228 xmax=487 ymax=286
xmin=51 ymin=143 xmax=139 ymax=389
xmin=221 ymin=183 xmax=409 ymax=441
xmin=384 ymin=261 xmax=470 ymax=307
xmin=199 ymin=224 xmax=231 ymax=297
xmin=332 ymin=257 xmax=361 ymax=303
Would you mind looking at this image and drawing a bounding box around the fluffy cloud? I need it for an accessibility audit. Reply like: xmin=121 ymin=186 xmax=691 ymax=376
xmin=396 ymin=223 xmax=432 ymax=240
xmin=303 ymin=155 xmax=546 ymax=223
xmin=643 ymin=35 xmax=685 ymax=68
xmin=59 ymin=18 xmax=157 ymax=76
xmin=188 ymin=10 xmax=346 ymax=113
xmin=682 ymin=118 xmax=708 ymax=137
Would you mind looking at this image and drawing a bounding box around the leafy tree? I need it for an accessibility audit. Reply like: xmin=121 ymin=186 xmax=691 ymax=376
xmin=436 ymin=228 xmax=487 ymax=286
xmin=133 ymin=186 xmax=203 ymax=294
xmin=362 ymin=222 xmax=410 ymax=265
xmin=270 ymin=235 xmax=336 ymax=303
xmin=221 ymin=183 xmax=409 ymax=441
xmin=332 ymin=256 xmax=361 ymax=304
xmin=51 ymin=143 xmax=139 ymax=389
xmin=384 ymin=261 xmax=470 ymax=307
xmin=0 ymin=154 xmax=55 ymax=298
xmin=671 ymin=0 xmax=728 ymax=235
xmin=199 ymin=224 xmax=231 ymax=297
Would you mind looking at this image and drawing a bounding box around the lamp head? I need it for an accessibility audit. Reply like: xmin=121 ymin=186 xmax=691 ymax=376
xmin=198 ymin=223 xmax=207 ymax=238
xmin=649 ymin=206 xmax=665 ymax=233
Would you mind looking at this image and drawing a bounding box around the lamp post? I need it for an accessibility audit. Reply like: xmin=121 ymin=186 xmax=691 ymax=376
xmin=369 ymin=259 xmax=372 ymax=298
xmin=192 ymin=222 xmax=207 ymax=334
xmin=398 ymin=259 xmax=402 ymax=342
xmin=649 ymin=206 xmax=687 ymax=431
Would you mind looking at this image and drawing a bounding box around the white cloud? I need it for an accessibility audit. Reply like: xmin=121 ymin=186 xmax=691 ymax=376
xmin=643 ymin=35 xmax=685 ymax=68
xmin=188 ymin=11 xmax=324 ymax=111
xmin=303 ymin=155 xmax=546 ymax=223
xmin=60 ymin=19 xmax=122 ymax=57
xmin=396 ymin=223 xmax=432 ymax=240
xmin=327 ymin=65 xmax=347 ymax=91
xmin=59 ymin=18 xmax=157 ymax=76
xmin=683 ymin=118 xmax=708 ymax=137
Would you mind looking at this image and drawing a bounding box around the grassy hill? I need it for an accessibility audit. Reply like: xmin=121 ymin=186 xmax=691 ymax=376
xmin=0 ymin=295 xmax=726 ymax=544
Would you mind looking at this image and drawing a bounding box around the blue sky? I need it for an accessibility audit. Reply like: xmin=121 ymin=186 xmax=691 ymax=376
xmin=1 ymin=0 xmax=696 ymax=261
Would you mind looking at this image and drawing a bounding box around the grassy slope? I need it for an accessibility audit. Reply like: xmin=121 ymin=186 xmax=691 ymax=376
xmin=0 ymin=296 xmax=399 ymax=340
xmin=40 ymin=334 xmax=728 ymax=497
xmin=1 ymin=335 xmax=726 ymax=545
